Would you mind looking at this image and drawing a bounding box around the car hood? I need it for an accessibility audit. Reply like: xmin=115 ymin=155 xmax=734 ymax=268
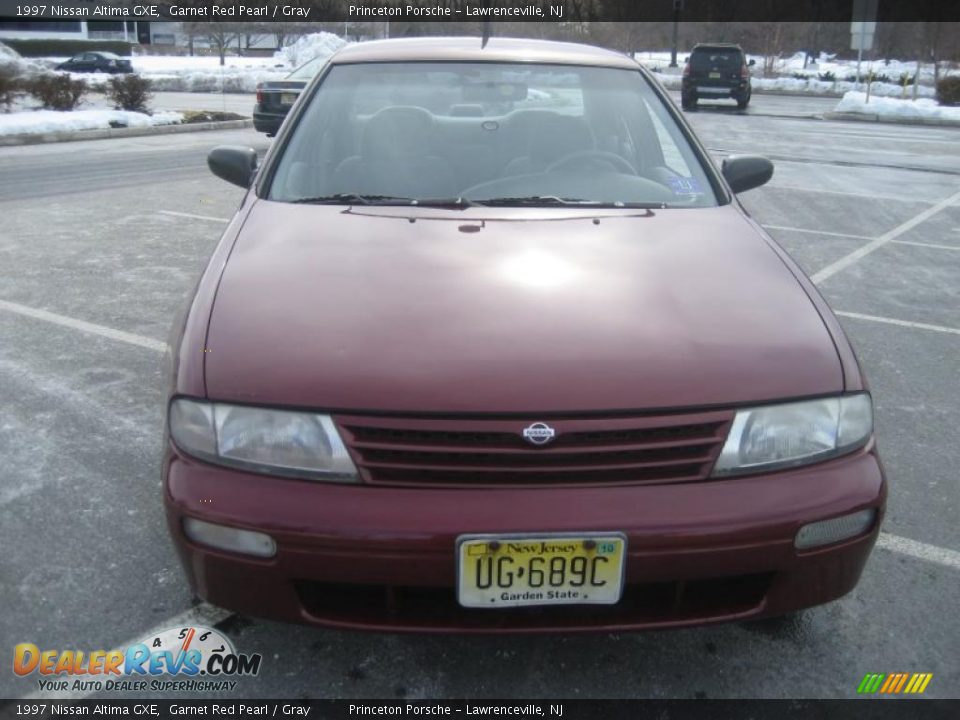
xmin=204 ymin=201 xmax=842 ymax=413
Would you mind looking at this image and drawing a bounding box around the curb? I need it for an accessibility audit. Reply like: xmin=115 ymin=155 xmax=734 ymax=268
xmin=0 ymin=118 xmax=253 ymax=147
xmin=823 ymin=111 xmax=960 ymax=128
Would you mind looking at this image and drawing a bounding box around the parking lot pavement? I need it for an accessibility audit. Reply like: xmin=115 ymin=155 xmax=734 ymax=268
xmin=2 ymin=113 xmax=958 ymax=700
xmin=667 ymin=89 xmax=839 ymax=118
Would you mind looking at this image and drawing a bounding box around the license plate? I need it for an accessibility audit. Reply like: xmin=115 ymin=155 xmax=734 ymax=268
xmin=280 ymin=93 xmax=298 ymax=106
xmin=456 ymin=533 xmax=626 ymax=608
xmin=709 ymin=71 xmax=721 ymax=78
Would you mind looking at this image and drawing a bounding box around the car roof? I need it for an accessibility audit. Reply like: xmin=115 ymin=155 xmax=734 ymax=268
xmin=691 ymin=44 xmax=743 ymax=51
xmin=329 ymin=36 xmax=639 ymax=70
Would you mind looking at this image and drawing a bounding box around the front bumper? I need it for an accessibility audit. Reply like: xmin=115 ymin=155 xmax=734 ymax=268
xmin=682 ymin=80 xmax=751 ymax=99
xmin=164 ymin=446 xmax=885 ymax=633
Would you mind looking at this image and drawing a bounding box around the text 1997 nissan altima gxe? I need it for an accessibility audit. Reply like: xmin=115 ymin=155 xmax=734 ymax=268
xmin=163 ymin=37 xmax=885 ymax=633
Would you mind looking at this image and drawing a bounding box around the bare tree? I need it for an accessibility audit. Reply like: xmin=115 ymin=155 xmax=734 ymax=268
xmin=188 ymin=21 xmax=244 ymax=66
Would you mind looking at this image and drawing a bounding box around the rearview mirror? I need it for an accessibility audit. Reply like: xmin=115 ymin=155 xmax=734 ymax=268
xmin=722 ymin=155 xmax=774 ymax=194
xmin=208 ymin=146 xmax=258 ymax=188
xmin=748 ymin=58 xmax=756 ymax=66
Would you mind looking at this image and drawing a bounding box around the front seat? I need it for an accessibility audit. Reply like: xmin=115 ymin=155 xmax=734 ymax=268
xmin=333 ymin=106 xmax=454 ymax=199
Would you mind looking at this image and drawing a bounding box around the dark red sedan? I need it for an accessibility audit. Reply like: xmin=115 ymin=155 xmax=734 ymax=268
xmin=164 ymin=37 xmax=885 ymax=633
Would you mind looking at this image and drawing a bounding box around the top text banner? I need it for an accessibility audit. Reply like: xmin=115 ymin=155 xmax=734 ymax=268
xmin=0 ymin=0 xmax=955 ymax=23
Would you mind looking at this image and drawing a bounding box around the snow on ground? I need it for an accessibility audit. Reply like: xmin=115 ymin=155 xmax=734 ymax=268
xmin=0 ymin=109 xmax=184 ymax=136
xmin=23 ymin=32 xmax=349 ymax=93
xmin=636 ymin=50 xmax=954 ymax=86
xmin=834 ymin=91 xmax=960 ymax=123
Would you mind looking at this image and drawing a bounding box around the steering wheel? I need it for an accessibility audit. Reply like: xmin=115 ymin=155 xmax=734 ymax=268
xmin=547 ymin=150 xmax=637 ymax=175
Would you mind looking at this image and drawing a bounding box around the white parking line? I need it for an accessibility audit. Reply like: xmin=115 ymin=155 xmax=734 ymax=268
xmin=0 ymin=299 xmax=166 ymax=353
xmin=765 ymin=183 xmax=939 ymax=204
xmin=158 ymin=210 xmax=230 ymax=223
xmin=763 ymin=224 xmax=873 ymax=240
xmin=877 ymin=533 xmax=960 ymax=571
xmin=892 ymin=240 xmax=960 ymax=251
xmin=835 ymin=311 xmax=960 ymax=336
xmin=811 ymin=189 xmax=960 ymax=284
xmin=21 ymin=602 xmax=233 ymax=701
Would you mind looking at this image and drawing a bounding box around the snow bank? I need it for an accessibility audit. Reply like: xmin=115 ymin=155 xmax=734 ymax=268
xmin=649 ymin=71 xmax=935 ymax=98
xmin=0 ymin=109 xmax=183 ymax=136
xmin=834 ymin=91 xmax=960 ymax=123
xmin=0 ymin=41 xmax=49 ymax=78
xmin=273 ymin=32 xmax=347 ymax=68
xmin=144 ymin=69 xmax=289 ymax=93
xmin=26 ymin=33 xmax=347 ymax=93
xmin=637 ymin=50 xmax=948 ymax=98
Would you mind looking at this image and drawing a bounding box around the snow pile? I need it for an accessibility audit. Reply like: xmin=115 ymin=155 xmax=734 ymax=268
xmin=0 ymin=109 xmax=184 ymax=136
xmin=834 ymin=91 xmax=960 ymax=123
xmin=273 ymin=32 xmax=347 ymax=68
xmin=0 ymin=41 xmax=48 ymax=78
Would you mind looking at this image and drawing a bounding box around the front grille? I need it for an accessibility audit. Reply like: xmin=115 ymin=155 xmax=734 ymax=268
xmin=335 ymin=411 xmax=733 ymax=487
xmin=295 ymin=573 xmax=772 ymax=631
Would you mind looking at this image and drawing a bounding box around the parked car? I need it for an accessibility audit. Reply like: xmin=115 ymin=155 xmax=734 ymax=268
xmin=681 ymin=43 xmax=754 ymax=110
xmin=55 ymin=51 xmax=132 ymax=74
xmin=166 ymin=37 xmax=885 ymax=634
xmin=253 ymin=55 xmax=329 ymax=136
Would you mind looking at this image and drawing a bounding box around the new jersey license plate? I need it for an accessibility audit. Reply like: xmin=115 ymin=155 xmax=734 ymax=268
xmin=456 ymin=533 xmax=626 ymax=608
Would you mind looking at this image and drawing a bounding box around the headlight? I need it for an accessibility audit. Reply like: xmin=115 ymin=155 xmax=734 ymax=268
xmin=712 ymin=394 xmax=873 ymax=476
xmin=168 ymin=398 xmax=358 ymax=481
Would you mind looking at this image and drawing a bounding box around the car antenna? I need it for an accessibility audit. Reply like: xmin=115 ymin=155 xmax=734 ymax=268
xmin=481 ymin=4 xmax=492 ymax=49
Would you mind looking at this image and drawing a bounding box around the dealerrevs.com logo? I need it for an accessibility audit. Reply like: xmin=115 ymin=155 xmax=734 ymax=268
xmin=13 ymin=626 xmax=262 ymax=693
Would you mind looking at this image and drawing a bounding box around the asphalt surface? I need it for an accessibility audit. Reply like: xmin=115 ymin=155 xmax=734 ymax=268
xmin=1 ymin=98 xmax=958 ymax=701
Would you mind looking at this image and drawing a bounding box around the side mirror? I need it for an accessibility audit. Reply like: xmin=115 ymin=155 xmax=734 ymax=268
xmin=748 ymin=58 xmax=756 ymax=66
xmin=683 ymin=56 xmax=689 ymax=63
xmin=208 ymin=146 xmax=258 ymax=188
xmin=722 ymin=155 xmax=774 ymax=194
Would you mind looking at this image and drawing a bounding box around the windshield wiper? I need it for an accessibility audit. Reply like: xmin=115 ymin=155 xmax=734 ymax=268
xmin=480 ymin=196 xmax=668 ymax=209
xmin=480 ymin=195 xmax=583 ymax=207
xmin=290 ymin=193 xmax=415 ymax=205
xmin=412 ymin=197 xmax=486 ymax=209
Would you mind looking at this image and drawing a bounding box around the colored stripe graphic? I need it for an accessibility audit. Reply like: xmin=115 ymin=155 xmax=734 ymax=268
xmin=858 ymin=674 xmax=885 ymax=694
xmin=858 ymin=673 xmax=932 ymax=694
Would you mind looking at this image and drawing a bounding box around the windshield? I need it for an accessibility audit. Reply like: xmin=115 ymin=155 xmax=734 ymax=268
xmin=691 ymin=49 xmax=743 ymax=70
xmin=268 ymin=62 xmax=718 ymax=208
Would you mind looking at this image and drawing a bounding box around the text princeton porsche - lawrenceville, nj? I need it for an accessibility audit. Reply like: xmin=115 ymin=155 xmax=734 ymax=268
xmin=349 ymin=4 xmax=564 ymax=17
xmin=348 ymin=706 xmax=556 ymax=716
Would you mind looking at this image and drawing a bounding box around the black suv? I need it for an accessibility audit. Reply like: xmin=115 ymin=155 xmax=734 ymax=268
xmin=681 ymin=44 xmax=753 ymax=110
